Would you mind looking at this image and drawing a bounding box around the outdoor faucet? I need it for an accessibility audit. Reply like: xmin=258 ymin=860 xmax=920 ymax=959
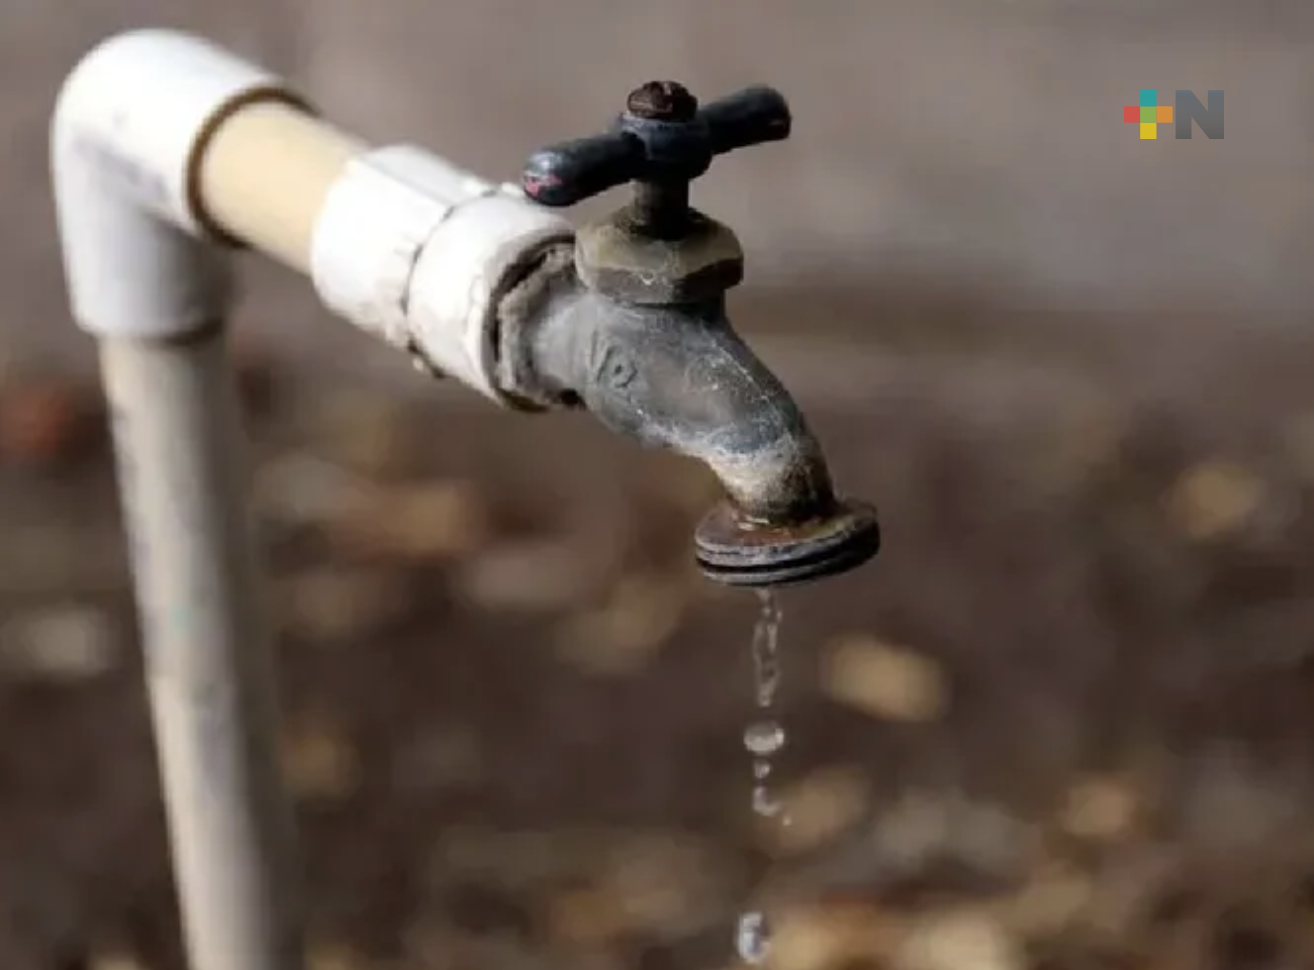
xmin=502 ymin=81 xmax=880 ymax=586
xmin=50 ymin=31 xmax=880 ymax=970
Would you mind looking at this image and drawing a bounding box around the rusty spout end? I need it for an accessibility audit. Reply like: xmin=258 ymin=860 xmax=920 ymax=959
xmin=693 ymin=497 xmax=880 ymax=588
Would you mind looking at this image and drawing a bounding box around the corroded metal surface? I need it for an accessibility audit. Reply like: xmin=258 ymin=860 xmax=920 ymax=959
xmin=575 ymin=209 xmax=744 ymax=306
xmin=694 ymin=497 xmax=880 ymax=587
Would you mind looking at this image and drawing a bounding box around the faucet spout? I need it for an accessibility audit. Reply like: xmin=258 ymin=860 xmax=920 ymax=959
xmin=497 ymin=252 xmax=879 ymax=588
xmin=528 ymin=288 xmax=836 ymax=523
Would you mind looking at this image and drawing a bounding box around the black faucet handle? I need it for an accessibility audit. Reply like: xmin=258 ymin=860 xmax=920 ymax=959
xmin=521 ymin=82 xmax=792 ymax=210
xmin=700 ymin=85 xmax=793 ymax=155
xmin=521 ymin=131 xmax=646 ymax=208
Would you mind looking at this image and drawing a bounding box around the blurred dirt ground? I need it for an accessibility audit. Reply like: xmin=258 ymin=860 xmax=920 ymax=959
xmin=4 ymin=287 xmax=1314 ymax=970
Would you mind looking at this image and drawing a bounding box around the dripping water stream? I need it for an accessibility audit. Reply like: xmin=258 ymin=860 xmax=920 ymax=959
xmin=745 ymin=589 xmax=785 ymax=817
xmin=736 ymin=589 xmax=788 ymax=965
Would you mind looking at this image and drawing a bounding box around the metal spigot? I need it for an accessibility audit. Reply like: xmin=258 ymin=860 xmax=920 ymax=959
xmin=511 ymin=82 xmax=880 ymax=588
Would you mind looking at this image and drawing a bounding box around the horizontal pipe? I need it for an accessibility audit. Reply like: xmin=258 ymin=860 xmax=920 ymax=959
xmin=197 ymin=101 xmax=365 ymax=274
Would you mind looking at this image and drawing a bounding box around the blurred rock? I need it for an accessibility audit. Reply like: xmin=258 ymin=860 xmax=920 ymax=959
xmin=327 ymin=479 xmax=491 ymax=562
xmin=280 ymin=715 xmax=360 ymax=802
xmin=945 ymin=800 xmax=1033 ymax=884
xmin=1080 ymin=848 xmax=1178 ymax=943
xmin=771 ymin=902 xmax=905 ymax=970
xmin=1163 ymin=460 xmax=1265 ymax=541
xmin=544 ymin=888 xmax=628 ymax=948
xmin=1060 ymin=775 xmax=1141 ymax=844
xmin=1002 ymin=862 xmax=1093 ymax=940
xmin=553 ymin=572 xmax=687 ymax=676
xmin=254 ymin=452 xmax=370 ymax=528
xmin=0 ymin=373 xmax=103 ymax=469
xmin=279 ymin=566 xmax=413 ymax=644
xmin=871 ymin=790 xmax=1031 ymax=883
xmin=0 ymin=603 xmax=119 ymax=681
xmin=453 ymin=536 xmax=600 ymax=613
xmin=431 ymin=826 xmax=595 ymax=892
xmin=869 ymin=791 xmax=953 ymax=877
xmin=765 ymin=766 xmax=871 ymax=856
xmin=894 ymin=909 xmax=1021 ymax=970
xmin=821 ymin=634 xmax=948 ymax=724
xmin=595 ymin=832 xmax=732 ymax=937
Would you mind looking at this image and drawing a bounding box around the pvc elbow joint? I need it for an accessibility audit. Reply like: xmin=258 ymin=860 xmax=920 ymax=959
xmin=51 ymin=30 xmax=303 ymax=340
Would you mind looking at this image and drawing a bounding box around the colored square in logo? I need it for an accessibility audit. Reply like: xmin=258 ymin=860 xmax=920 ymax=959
xmin=1156 ymin=105 xmax=1173 ymax=123
xmin=1123 ymin=105 xmax=1139 ymax=123
xmin=1140 ymin=89 xmax=1157 ymax=107
xmin=1140 ymin=106 xmax=1156 ymax=123
xmin=1140 ymin=122 xmax=1158 ymax=140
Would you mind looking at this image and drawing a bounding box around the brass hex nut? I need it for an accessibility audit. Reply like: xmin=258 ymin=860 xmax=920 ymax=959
xmin=575 ymin=210 xmax=745 ymax=305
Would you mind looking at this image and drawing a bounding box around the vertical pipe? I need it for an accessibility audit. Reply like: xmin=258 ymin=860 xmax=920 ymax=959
xmin=100 ymin=325 xmax=301 ymax=970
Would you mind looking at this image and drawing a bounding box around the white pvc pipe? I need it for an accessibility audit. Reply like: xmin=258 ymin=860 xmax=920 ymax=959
xmin=53 ymin=29 xmax=306 ymax=970
xmin=50 ymin=27 xmax=571 ymax=970
xmin=102 ymin=329 xmax=302 ymax=970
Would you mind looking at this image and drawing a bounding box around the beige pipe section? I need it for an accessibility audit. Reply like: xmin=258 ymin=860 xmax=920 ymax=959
xmin=196 ymin=101 xmax=365 ymax=273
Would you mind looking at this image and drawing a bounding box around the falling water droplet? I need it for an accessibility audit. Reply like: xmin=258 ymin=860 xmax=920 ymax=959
xmin=736 ymin=911 xmax=772 ymax=965
xmin=739 ymin=591 xmax=787 ymax=965
xmin=751 ymin=590 xmax=783 ymax=708
xmin=744 ymin=719 xmax=785 ymax=757
xmin=752 ymin=784 xmax=787 ymax=818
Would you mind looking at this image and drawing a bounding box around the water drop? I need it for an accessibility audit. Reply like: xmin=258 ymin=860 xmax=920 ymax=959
xmin=752 ymin=785 xmax=787 ymax=818
xmin=744 ymin=719 xmax=785 ymax=757
xmin=736 ymin=910 xmax=772 ymax=965
xmin=751 ymin=590 xmax=783 ymax=708
xmin=738 ymin=592 xmax=787 ymax=965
